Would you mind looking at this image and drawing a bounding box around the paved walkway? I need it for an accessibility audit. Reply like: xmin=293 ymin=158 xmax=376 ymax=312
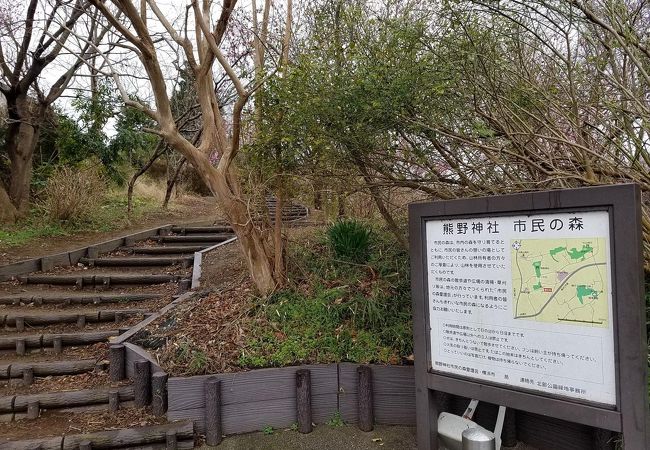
xmin=201 ymin=425 xmax=417 ymax=450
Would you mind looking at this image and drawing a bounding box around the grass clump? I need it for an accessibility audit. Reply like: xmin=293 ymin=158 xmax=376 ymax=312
xmin=238 ymin=226 xmax=412 ymax=369
xmin=326 ymin=219 xmax=371 ymax=263
xmin=327 ymin=411 xmax=345 ymax=427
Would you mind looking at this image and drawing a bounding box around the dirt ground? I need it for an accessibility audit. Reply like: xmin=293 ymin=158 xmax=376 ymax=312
xmin=0 ymin=195 xmax=220 ymax=265
xmin=0 ymin=407 xmax=166 ymax=441
xmin=198 ymin=241 xmax=247 ymax=291
xmin=202 ymin=425 xmax=417 ymax=450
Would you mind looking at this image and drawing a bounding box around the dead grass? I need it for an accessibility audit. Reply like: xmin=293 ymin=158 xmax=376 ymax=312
xmin=131 ymin=176 xmax=166 ymax=204
xmin=145 ymin=276 xmax=256 ymax=375
xmin=41 ymin=166 xmax=107 ymax=223
xmin=0 ymin=407 xmax=167 ymax=441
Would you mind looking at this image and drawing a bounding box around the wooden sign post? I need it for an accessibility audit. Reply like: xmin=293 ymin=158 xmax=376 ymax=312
xmin=409 ymin=184 xmax=648 ymax=449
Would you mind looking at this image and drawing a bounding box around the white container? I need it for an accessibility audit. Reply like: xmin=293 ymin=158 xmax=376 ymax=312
xmin=437 ymin=412 xmax=495 ymax=450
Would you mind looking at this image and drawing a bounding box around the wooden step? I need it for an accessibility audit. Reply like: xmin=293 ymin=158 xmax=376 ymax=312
xmin=0 ymin=330 xmax=119 ymax=351
xmin=0 ymin=385 xmax=134 ymax=413
xmin=0 ymin=293 xmax=161 ymax=306
xmin=2 ymin=309 xmax=146 ymax=328
xmin=80 ymin=256 xmax=193 ymax=268
xmin=170 ymin=225 xmax=233 ymax=234
xmin=0 ymin=359 xmax=100 ymax=379
xmin=128 ymin=246 xmax=205 ymax=255
xmin=17 ymin=274 xmax=182 ymax=287
xmin=159 ymin=234 xmax=234 ymax=243
xmin=0 ymin=420 xmax=195 ymax=450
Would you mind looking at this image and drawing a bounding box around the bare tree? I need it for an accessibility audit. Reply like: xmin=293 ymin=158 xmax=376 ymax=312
xmin=0 ymin=0 xmax=110 ymax=222
xmin=88 ymin=0 xmax=293 ymax=294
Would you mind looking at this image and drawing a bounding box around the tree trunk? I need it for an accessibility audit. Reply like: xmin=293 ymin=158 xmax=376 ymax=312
xmin=163 ymin=159 xmax=186 ymax=209
xmin=273 ymin=192 xmax=285 ymax=287
xmin=213 ymin=169 xmax=276 ymax=295
xmin=337 ymin=190 xmax=346 ymax=217
xmin=4 ymin=96 xmax=43 ymax=216
xmin=0 ymin=186 xmax=18 ymax=223
xmin=127 ymin=140 xmax=165 ymax=214
xmin=169 ymin=140 xmax=277 ymax=295
xmin=352 ymin=153 xmax=408 ymax=249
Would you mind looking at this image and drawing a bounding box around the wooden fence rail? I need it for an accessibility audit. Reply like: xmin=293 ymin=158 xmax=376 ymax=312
xmin=163 ymin=361 xmax=603 ymax=449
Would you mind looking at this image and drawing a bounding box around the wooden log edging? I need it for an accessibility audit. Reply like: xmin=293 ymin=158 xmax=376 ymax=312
xmin=79 ymin=256 xmax=194 ymax=268
xmin=134 ymin=360 xmax=152 ymax=407
xmin=357 ymin=365 xmax=374 ymax=432
xmin=159 ymin=363 xmax=468 ymax=442
xmin=170 ymin=226 xmax=233 ymax=234
xmin=296 ymin=369 xmax=312 ymax=434
xmin=204 ymin=377 xmax=222 ymax=446
xmin=113 ymin=292 xmax=195 ymax=346
xmin=17 ymin=274 xmax=181 ymax=287
xmin=0 ymin=224 xmax=173 ymax=282
xmin=160 ymin=361 xmax=608 ymax=449
xmin=0 ymin=386 xmax=135 ymax=413
xmin=0 ymin=330 xmax=120 ymax=351
xmin=0 ymin=293 xmax=162 ymax=306
xmin=123 ymin=342 xmax=163 ymax=378
xmin=1 ymin=309 xmax=145 ymax=328
xmin=159 ymin=234 xmax=233 ymax=244
xmin=0 ymin=420 xmax=195 ymax=450
xmin=0 ymin=359 xmax=99 ymax=379
xmin=152 ymin=371 xmax=168 ymax=416
xmin=109 ymin=344 xmax=126 ymax=381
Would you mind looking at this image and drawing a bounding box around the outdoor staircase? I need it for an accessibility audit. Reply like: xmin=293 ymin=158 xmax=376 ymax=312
xmin=0 ymin=225 xmax=235 ymax=427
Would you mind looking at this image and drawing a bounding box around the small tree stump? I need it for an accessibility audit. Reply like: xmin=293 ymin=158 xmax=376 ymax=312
xmin=204 ymin=377 xmax=222 ymax=446
xmin=79 ymin=440 xmax=92 ymax=450
xmin=108 ymin=389 xmax=120 ymax=412
xmin=53 ymin=336 xmax=63 ymax=354
xmin=15 ymin=316 xmax=25 ymax=332
xmin=134 ymin=360 xmax=151 ymax=407
xmin=357 ymin=365 xmax=374 ymax=432
xmin=165 ymin=430 xmax=177 ymax=450
xmin=152 ymin=371 xmax=168 ymax=416
xmin=76 ymin=315 xmax=86 ymax=329
xmin=16 ymin=338 xmax=26 ymax=356
xmin=26 ymin=401 xmax=39 ymax=420
xmin=109 ymin=344 xmax=125 ymax=381
xmin=22 ymin=367 xmax=34 ymax=386
xmin=296 ymin=369 xmax=313 ymax=434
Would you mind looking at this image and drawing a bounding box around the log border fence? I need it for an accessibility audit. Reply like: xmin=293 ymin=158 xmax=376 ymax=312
xmin=0 ymin=225 xmax=173 ymax=282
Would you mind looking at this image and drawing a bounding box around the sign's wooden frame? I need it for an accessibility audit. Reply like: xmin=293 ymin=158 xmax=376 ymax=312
xmin=409 ymin=184 xmax=648 ymax=449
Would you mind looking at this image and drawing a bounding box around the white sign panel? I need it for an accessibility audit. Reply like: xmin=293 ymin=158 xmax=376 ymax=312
xmin=425 ymin=210 xmax=616 ymax=405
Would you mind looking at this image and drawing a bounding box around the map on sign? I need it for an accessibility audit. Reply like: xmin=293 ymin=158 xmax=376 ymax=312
xmin=512 ymin=238 xmax=608 ymax=327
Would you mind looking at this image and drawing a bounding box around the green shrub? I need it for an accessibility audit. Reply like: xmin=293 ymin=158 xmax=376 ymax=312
xmin=238 ymin=225 xmax=412 ymax=369
xmin=326 ymin=219 xmax=371 ymax=263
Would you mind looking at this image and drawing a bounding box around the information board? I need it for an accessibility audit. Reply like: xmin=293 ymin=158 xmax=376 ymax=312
xmin=425 ymin=210 xmax=616 ymax=405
